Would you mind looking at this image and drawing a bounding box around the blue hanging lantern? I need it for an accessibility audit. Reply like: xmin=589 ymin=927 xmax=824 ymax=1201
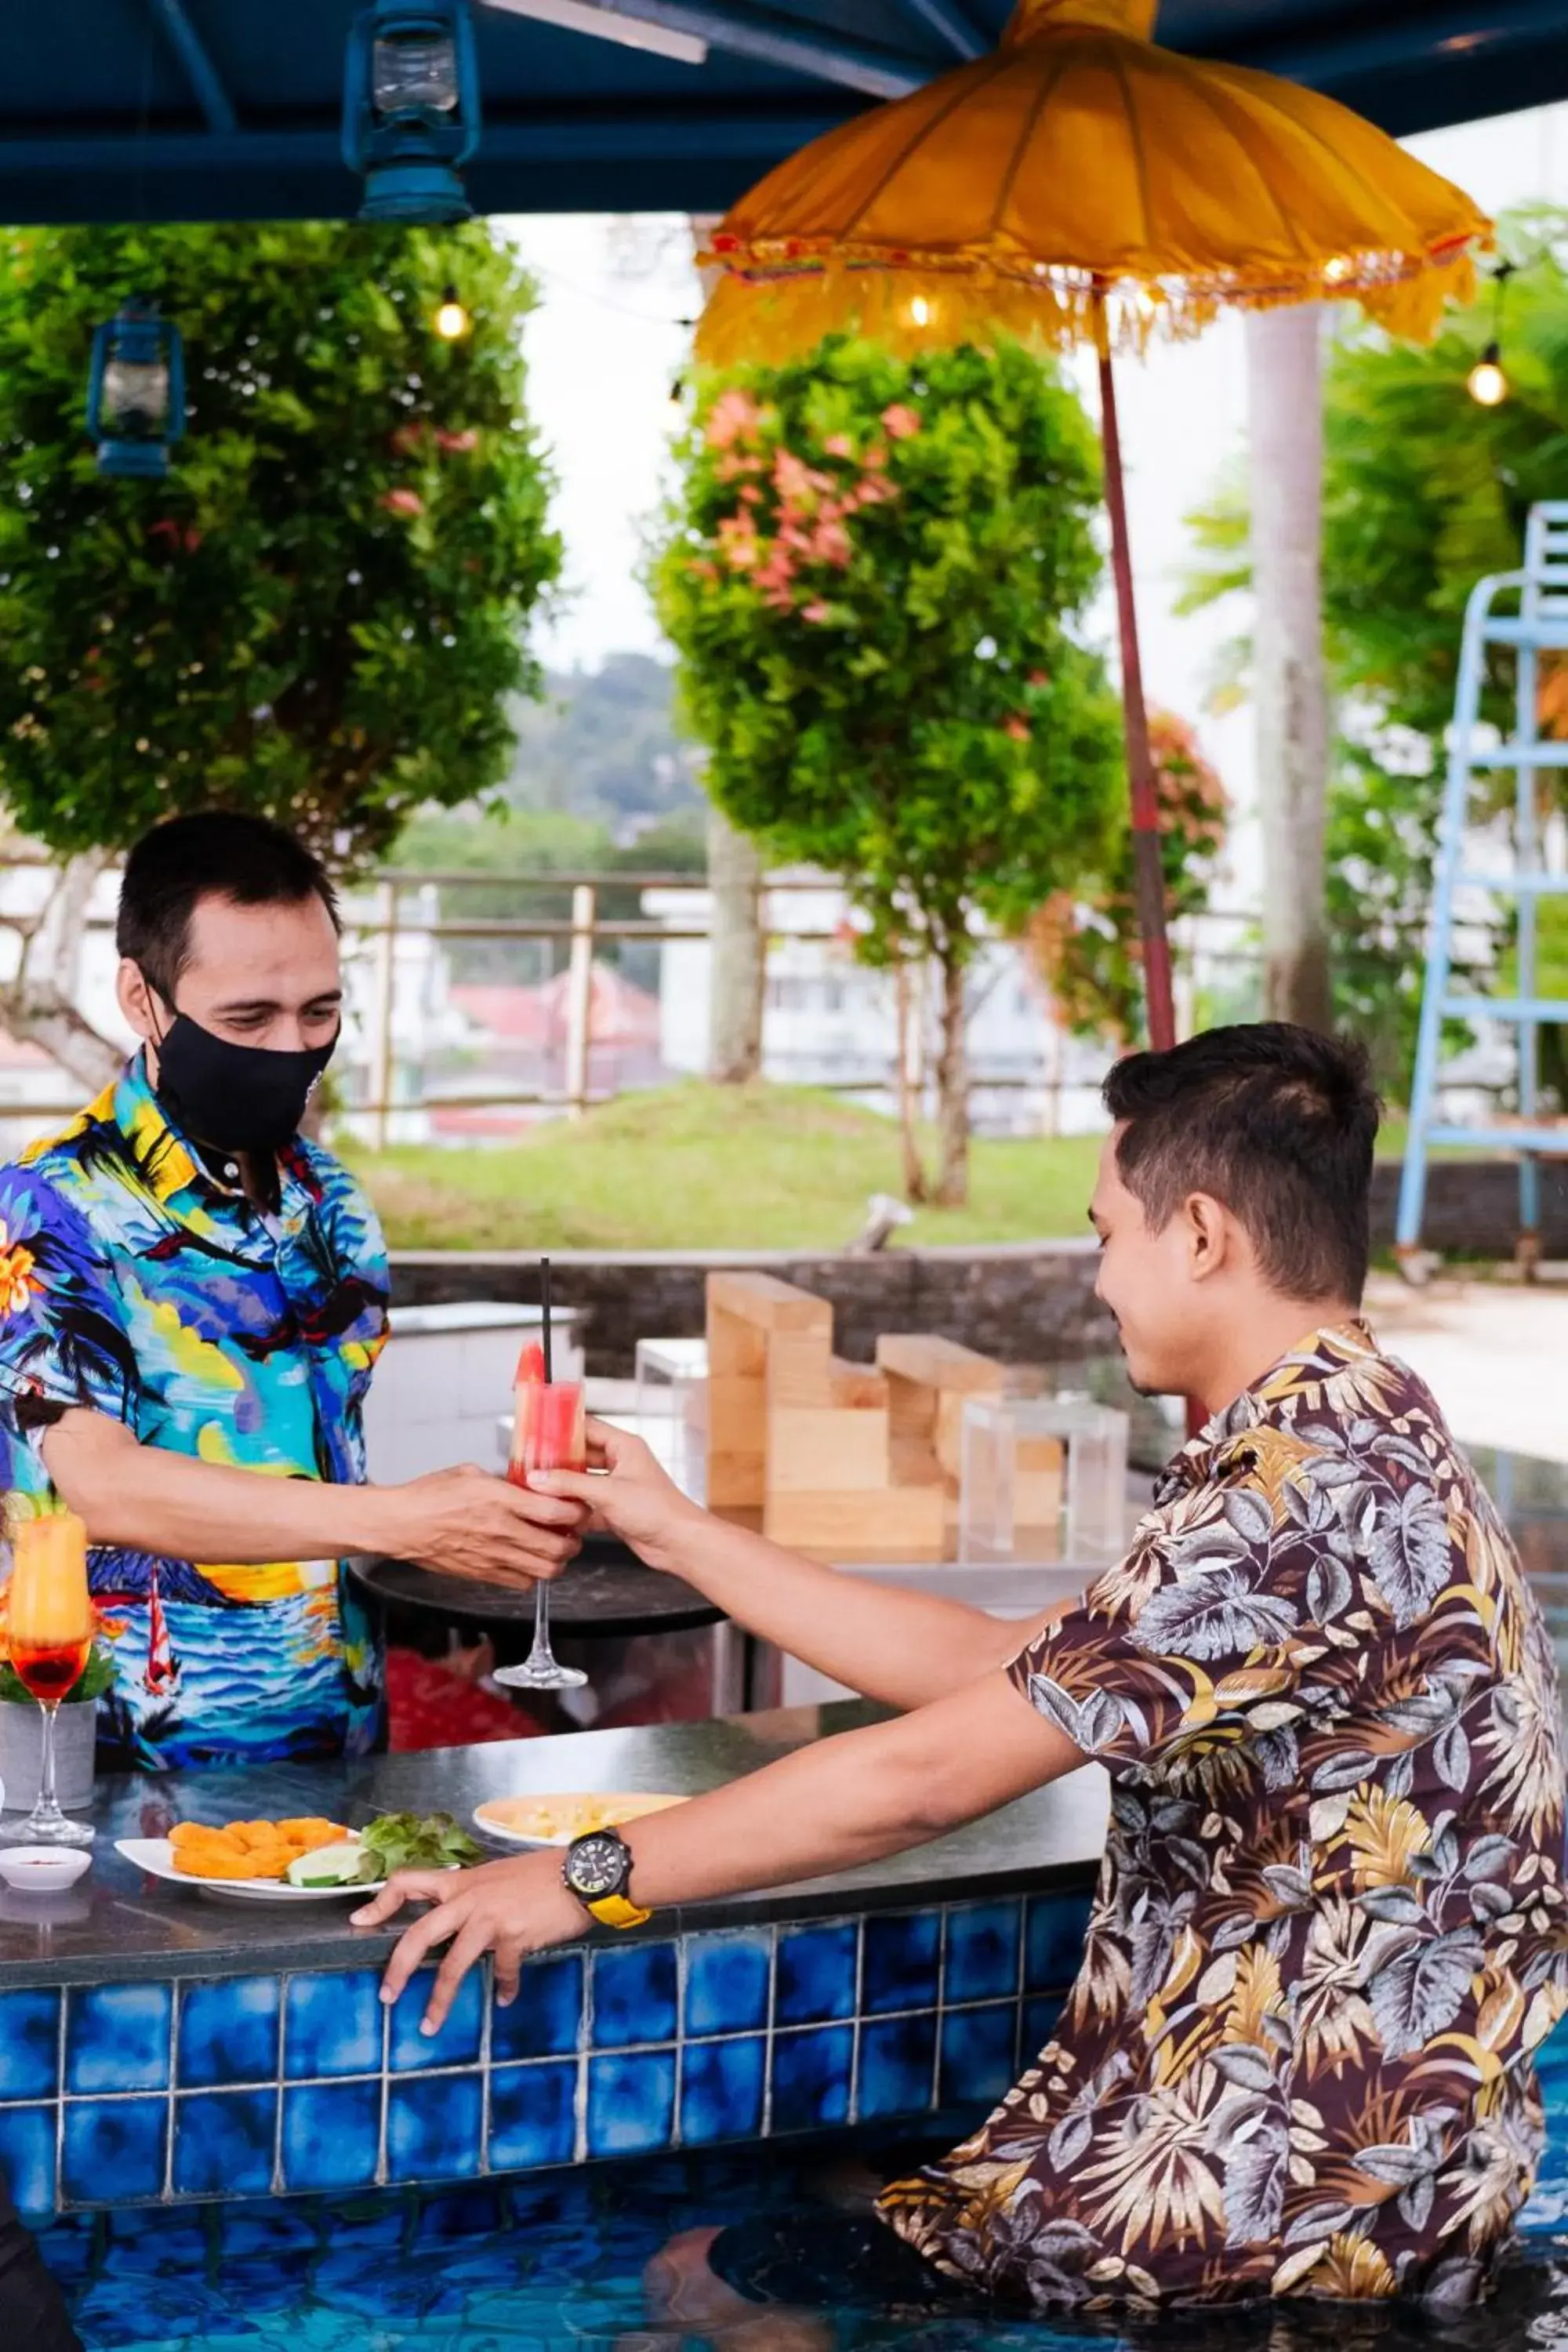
xmin=343 ymin=0 xmax=479 ymax=224
xmin=86 ymin=300 xmax=187 ymax=481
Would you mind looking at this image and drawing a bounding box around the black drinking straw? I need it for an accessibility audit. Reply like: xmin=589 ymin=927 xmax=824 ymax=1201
xmin=540 ymin=1255 xmax=554 ymax=1383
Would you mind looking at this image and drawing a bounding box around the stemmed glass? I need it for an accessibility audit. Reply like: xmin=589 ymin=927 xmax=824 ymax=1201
xmin=495 ymin=1258 xmax=588 ymax=1693
xmin=4 ymin=1512 xmax=96 ymax=1846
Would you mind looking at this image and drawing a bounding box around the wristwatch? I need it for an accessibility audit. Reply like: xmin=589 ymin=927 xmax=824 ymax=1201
xmin=562 ymin=1826 xmax=651 ymax=1930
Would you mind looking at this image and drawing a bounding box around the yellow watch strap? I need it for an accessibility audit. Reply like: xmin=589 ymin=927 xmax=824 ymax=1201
xmin=586 ymin=1891 xmax=652 ymax=1931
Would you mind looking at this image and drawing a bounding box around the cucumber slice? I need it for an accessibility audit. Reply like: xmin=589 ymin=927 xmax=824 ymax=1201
xmin=285 ymin=1841 xmax=372 ymax=1889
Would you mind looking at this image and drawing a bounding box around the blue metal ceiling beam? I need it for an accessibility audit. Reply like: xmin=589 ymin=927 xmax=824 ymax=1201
xmin=145 ymin=0 xmax=238 ymax=133
xmin=545 ymin=2 xmax=929 ymax=95
xmin=891 ymin=0 xmax=987 ymax=58
xmin=1201 ymin=0 xmax=1568 ymax=89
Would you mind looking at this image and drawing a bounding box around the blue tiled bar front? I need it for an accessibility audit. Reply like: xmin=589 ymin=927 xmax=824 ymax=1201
xmin=0 ymin=1702 xmax=1105 ymax=2224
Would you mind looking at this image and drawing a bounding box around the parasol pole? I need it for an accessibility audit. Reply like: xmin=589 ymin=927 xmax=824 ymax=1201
xmin=1095 ymin=319 xmax=1177 ymax=1055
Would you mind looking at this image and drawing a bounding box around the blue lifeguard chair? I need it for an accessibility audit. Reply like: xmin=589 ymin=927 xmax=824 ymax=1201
xmin=1397 ymin=501 xmax=1568 ymax=1276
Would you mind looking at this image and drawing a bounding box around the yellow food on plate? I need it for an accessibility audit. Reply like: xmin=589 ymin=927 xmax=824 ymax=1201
xmin=169 ymin=1817 xmax=351 ymax=1882
xmin=477 ymin=1791 xmax=687 ymax=1845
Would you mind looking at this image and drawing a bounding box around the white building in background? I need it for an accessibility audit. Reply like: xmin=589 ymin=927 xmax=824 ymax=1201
xmin=646 ymin=873 xmax=1114 ymax=1138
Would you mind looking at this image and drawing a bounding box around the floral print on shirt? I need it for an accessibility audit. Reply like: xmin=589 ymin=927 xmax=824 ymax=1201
xmin=880 ymin=1323 xmax=1568 ymax=2311
xmin=0 ymin=1055 xmax=389 ymax=1773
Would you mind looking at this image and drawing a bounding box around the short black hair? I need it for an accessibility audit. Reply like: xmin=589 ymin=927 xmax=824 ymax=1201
xmin=117 ymin=812 xmax=340 ymax=1003
xmin=1102 ymin=1022 xmax=1381 ymax=1304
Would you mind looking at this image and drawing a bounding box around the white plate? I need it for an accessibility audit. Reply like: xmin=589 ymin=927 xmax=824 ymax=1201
xmin=114 ymin=1837 xmax=376 ymax=1904
xmin=474 ymin=1792 xmax=688 ymax=1849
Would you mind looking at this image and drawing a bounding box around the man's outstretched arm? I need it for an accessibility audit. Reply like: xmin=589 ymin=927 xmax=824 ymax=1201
xmin=357 ymin=1664 xmax=1086 ymax=2030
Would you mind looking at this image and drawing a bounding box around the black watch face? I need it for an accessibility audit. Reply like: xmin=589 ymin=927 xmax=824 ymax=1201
xmin=568 ymin=1832 xmax=627 ymax=1900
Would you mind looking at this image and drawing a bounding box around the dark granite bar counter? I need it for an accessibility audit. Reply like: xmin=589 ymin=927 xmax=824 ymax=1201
xmin=0 ymin=1702 xmax=1105 ymax=2225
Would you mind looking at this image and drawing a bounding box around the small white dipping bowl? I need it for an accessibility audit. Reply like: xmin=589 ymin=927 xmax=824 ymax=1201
xmin=0 ymin=1846 xmax=93 ymax=1892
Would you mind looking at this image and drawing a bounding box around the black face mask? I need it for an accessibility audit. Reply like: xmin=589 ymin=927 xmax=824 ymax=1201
xmin=148 ymin=1001 xmax=338 ymax=1157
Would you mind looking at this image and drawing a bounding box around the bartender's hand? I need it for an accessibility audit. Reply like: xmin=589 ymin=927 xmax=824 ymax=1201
xmin=528 ymin=1419 xmax=702 ymax=1574
xmin=354 ymin=1850 xmax=584 ymax=2031
xmin=374 ymin=1465 xmax=587 ymax=1585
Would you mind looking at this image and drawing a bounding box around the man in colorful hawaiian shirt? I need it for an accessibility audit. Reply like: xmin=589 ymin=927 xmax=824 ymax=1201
xmin=361 ymin=1023 xmax=1568 ymax=2315
xmin=0 ymin=813 xmax=583 ymax=1772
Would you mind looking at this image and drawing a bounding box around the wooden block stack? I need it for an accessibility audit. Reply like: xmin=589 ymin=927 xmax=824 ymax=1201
xmin=704 ymin=1273 xmax=1014 ymax=1559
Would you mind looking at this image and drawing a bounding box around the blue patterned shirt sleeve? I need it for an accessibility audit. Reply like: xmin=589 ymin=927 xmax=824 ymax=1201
xmin=0 ymin=1158 xmax=141 ymax=1503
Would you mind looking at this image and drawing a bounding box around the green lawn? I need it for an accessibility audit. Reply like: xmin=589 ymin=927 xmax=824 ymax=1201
xmin=350 ymin=1080 xmax=1416 ymax=1254
xmin=350 ymin=1081 xmax=1107 ymax=1252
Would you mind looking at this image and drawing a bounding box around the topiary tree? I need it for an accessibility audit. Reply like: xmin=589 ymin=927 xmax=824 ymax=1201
xmin=1026 ymin=708 xmax=1228 ymax=1046
xmin=652 ymin=336 xmax=1121 ymax=1206
xmin=0 ymin=218 xmax=561 ymax=1082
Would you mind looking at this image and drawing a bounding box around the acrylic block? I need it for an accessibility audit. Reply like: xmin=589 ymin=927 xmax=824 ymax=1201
xmin=959 ymin=1396 xmax=1127 ymax=1564
xmin=862 ymin=1910 xmax=938 ymax=2016
xmin=388 ymin=1969 xmax=484 ymax=2073
xmin=634 ymin=1336 xmax=709 ymax=1499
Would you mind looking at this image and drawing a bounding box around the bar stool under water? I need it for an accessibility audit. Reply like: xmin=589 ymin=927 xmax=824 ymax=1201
xmin=1397 ymin=501 xmax=1568 ymax=1278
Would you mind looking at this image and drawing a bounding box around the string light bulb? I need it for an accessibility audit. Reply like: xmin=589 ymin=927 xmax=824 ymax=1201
xmin=909 ymin=295 xmax=931 ymax=327
xmin=433 ymin=284 xmax=470 ymax=339
xmin=1468 ymin=341 xmax=1508 ymax=407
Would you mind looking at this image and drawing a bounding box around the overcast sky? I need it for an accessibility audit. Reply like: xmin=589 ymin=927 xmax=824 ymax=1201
xmin=498 ymin=101 xmax=1568 ymax=902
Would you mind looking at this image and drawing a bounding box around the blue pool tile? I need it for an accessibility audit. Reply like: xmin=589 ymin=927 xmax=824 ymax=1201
xmin=942 ymin=1902 xmax=1022 ymax=2005
xmin=280 ymin=2081 xmax=380 ymax=2192
xmin=0 ymin=1988 xmax=60 ymax=2100
xmin=862 ymin=1911 xmax=939 ymax=2016
xmin=490 ymin=1953 xmax=584 ymax=2063
xmin=1024 ymin=1892 xmax=1091 ymax=1993
xmin=590 ymin=1942 xmax=678 ymax=2050
xmin=775 ymin=1923 xmax=857 ymax=2027
xmin=387 ymin=2073 xmax=485 ymax=2183
xmin=177 ymin=1976 xmax=281 ymax=2089
xmin=858 ymin=2011 xmax=938 ymax=2120
xmin=65 ymin=1981 xmax=172 ymax=2095
xmin=680 ymin=2034 xmax=765 ymax=2146
xmin=0 ymin=2105 xmax=56 ymax=2222
xmin=684 ymin=1932 xmax=771 ymax=2039
xmin=488 ymin=2060 xmax=578 ymax=2172
xmin=939 ymin=2003 xmax=1017 ymax=2107
xmin=769 ymin=2026 xmax=852 ymax=2134
xmin=1020 ymin=1995 xmax=1064 ymax=2065
xmin=62 ymin=2096 xmax=169 ymax=2204
xmin=389 ymin=1969 xmax=484 ymax=2073
xmin=172 ymin=2088 xmax=277 ymax=2198
xmin=284 ymin=1969 xmax=383 ymax=2079
xmin=586 ymin=2050 xmax=677 ymax=2157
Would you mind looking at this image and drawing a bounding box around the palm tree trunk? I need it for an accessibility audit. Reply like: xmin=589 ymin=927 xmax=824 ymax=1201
xmin=1247 ymin=304 xmax=1334 ymax=1034
xmin=932 ymin=940 xmax=970 ymax=1208
xmin=894 ymin=955 xmax=929 ymax=1201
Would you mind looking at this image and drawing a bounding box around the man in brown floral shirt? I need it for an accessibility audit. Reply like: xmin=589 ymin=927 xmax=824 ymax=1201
xmin=363 ymin=1024 xmax=1568 ymax=2317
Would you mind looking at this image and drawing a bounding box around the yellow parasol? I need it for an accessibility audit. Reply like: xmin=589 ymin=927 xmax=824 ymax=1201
xmin=694 ymin=0 xmax=1491 ymax=1048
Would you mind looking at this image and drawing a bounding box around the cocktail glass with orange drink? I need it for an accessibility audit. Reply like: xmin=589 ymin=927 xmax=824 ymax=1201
xmin=5 ymin=1510 xmax=96 ymax=1846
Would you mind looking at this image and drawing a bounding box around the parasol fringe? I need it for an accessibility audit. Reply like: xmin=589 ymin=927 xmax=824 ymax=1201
xmin=693 ymin=241 xmax=1484 ymax=370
